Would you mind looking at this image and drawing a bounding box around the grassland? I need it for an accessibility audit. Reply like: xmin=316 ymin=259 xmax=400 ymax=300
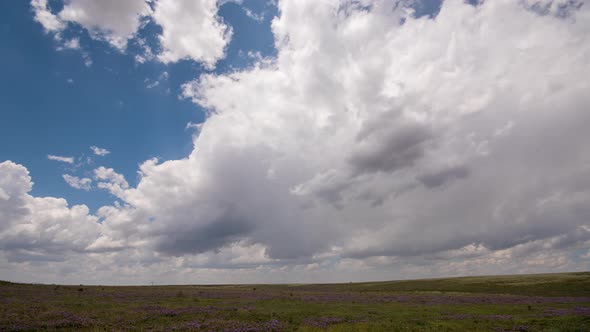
xmin=1 ymin=272 xmax=589 ymax=331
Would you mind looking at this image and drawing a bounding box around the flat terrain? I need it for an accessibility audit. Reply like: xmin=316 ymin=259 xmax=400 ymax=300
xmin=1 ymin=272 xmax=589 ymax=331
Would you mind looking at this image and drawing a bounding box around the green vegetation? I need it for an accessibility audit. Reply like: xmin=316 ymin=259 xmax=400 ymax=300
xmin=0 ymin=272 xmax=589 ymax=331
xmin=302 ymin=272 xmax=590 ymax=297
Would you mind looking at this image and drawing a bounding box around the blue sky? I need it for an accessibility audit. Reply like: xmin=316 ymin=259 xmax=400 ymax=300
xmin=0 ymin=0 xmax=589 ymax=285
xmin=0 ymin=0 xmax=277 ymax=211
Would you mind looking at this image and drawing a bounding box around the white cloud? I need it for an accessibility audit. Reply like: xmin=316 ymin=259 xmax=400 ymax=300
xmin=163 ymin=0 xmax=590 ymax=262
xmin=30 ymin=0 xmax=150 ymax=50
xmin=62 ymin=174 xmax=92 ymax=191
xmin=243 ymin=7 xmax=265 ymax=22
xmin=31 ymin=0 xmax=65 ymax=33
xmin=144 ymin=72 xmax=168 ymax=89
xmin=90 ymin=145 xmax=110 ymax=156
xmin=81 ymin=52 xmax=93 ymax=67
xmin=32 ymin=0 xmax=232 ymax=67
xmin=58 ymin=0 xmax=151 ymax=50
xmin=186 ymin=121 xmax=203 ymax=131
xmin=94 ymin=166 xmax=129 ymax=199
xmin=0 ymin=161 xmax=101 ymax=261
xmin=146 ymin=80 xmax=159 ymax=89
xmin=152 ymin=0 xmax=232 ymax=67
xmin=47 ymin=155 xmax=74 ymax=164
xmin=58 ymin=38 xmax=81 ymax=50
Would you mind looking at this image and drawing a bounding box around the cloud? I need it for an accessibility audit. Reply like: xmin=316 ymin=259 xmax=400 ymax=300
xmin=62 ymin=174 xmax=92 ymax=191
xmin=94 ymin=166 xmax=129 ymax=199
xmin=32 ymin=0 xmax=151 ymax=50
xmin=31 ymin=0 xmax=65 ymax=33
xmin=90 ymin=145 xmax=110 ymax=156
xmin=185 ymin=122 xmax=203 ymax=131
xmin=59 ymin=0 xmax=151 ymax=50
xmin=144 ymin=71 xmax=169 ymax=89
xmin=56 ymin=38 xmax=81 ymax=51
xmin=417 ymin=164 xmax=470 ymax=189
xmin=243 ymin=7 xmax=265 ymax=22
xmin=162 ymin=0 xmax=590 ymax=262
xmin=6 ymin=0 xmax=590 ymax=283
xmin=151 ymin=0 xmax=232 ymax=67
xmin=349 ymin=121 xmax=433 ymax=175
xmin=47 ymin=155 xmax=74 ymax=164
xmin=0 ymin=161 xmax=101 ymax=261
xmin=31 ymin=0 xmax=232 ymax=67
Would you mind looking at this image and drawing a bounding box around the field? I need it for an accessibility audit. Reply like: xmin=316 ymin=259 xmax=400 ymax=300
xmin=1 ymin=272 xmax=589 ymax=331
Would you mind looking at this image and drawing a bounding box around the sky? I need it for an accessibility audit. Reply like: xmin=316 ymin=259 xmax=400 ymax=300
xmin=0 ymin=0 xmax=589 ymax=285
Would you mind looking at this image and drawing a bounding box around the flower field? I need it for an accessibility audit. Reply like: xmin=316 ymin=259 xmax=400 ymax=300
xmin=1 ymin=272 xmax=589 ymax=331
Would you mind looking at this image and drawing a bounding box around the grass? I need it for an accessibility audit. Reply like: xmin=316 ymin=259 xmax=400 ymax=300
xmin=315 ymin=272 xmax=590 ymax=297
xmin=0 ymin=272 xmax=589 ymax=331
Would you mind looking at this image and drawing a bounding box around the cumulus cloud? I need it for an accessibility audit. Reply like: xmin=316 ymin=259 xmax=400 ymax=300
xmin=58 ymin=0 xmax=151 ymax=50
xmin=31 ymin=0 xmax=65 ymax=33
xmin=151 ymin=0 xmax=232 ymax=67
xmin=31 ymin=0 xmax=232 ymax=67
xmin=94 ymin=167 xmax=129 ymax=199
xmin=62 ymin=174 xmax=92 ymax=191
xmin=7 ymin=0 xmax=590 ymax=283
xmin=0 ymin=161 xmax=101 ymax=262
xmin=31 ymin=0 xmax=150 ymax=49
xmin=47 ymin=155 xmax=74 ymax=164
xmin=90 ymin=145 xmax=110 ymax=156
xmin=158 ymin=0 xmax=590 ymax=263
